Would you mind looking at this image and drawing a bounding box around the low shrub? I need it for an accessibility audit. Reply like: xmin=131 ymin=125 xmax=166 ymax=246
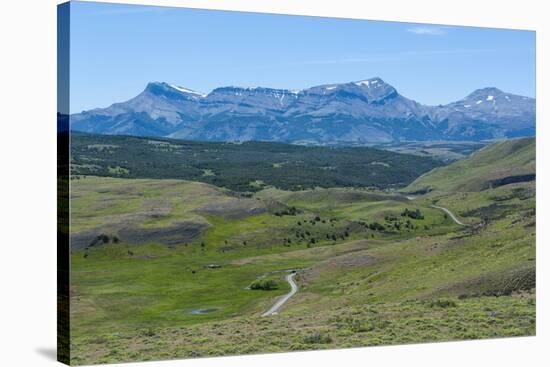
xmin=429 ymin=299 xmax=457 ymax=308
xmin=250 ymin=279 xmax=278 ymax=291
xmin=303 ymin=332 xmax=332 ymax=344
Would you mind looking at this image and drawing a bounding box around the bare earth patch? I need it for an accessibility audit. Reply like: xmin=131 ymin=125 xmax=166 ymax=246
xmin=195 ymin=198 xmax=266 ymax=219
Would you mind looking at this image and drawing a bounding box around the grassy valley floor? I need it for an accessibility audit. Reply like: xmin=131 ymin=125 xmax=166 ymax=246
xmin=69 ymin=169 xmax=535 ymax=364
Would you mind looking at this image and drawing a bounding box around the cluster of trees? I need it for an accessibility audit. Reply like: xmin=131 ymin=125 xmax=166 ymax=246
xmin=401 ymin=208 xmax=425 ymax=220
xmin=88 ymin=233 xmax=120 ymax=247
xmin=381 ymin=209 xmax=434 ymax=232
xmin=274 ymin=206 xmax=299 ymax=216
xmin=355 ymin=220 xmax=388 ymax=232
xmin=368 ymin=222 xmax=385 ymax=231
xmin=83 ymin=233 xmax=121 ymax=258
xmin=384 ymin=214 xmax=398 ymax=222
xmin=325 ymin=232 xmax=349 ymax=241
xmin=297 ymin=215 xmax=333 ymax=227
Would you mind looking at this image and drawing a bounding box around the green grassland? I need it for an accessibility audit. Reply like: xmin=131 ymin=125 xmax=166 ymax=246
xmin=405 ymin=137 xmax=535 ymax=193
xmin=68 ymin=138 xmax=535 ymax=365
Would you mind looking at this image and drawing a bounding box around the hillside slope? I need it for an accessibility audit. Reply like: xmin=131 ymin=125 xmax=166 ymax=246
xmin=405 ymin=137 xmax=535 ymax=192
xmin=70 ymin=173 xmax=535 ymax=364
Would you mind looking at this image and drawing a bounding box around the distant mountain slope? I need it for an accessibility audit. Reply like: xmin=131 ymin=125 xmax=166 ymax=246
xmin=405 ymin=137 xmax=535 ymax=192
xmin=71 ymin=78 xmax=535 ymax=144
xmin=70 ymin=132 xmax=441 ymax=191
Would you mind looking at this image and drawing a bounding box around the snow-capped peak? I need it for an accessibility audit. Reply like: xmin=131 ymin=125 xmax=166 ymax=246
xmin=355 ymin=80 xmax=370 ymax=87
xmin=354 ymin=77 xmax=383 ymax=88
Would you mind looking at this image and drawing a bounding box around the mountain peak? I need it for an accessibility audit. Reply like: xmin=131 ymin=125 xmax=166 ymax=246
xmin=353 ymin=77 xmax=388 ymax=88
xmin=466 ymin=87 xmax=504 ymax=99
xmin=350 ymin=77 xmax=398 ymax=103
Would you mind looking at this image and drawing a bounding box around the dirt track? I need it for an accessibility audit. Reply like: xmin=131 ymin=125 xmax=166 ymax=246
xmin=430 ymin=205 xmax=466 ymax=226
xmin=262 ymin=273 xmax=298 ymax=316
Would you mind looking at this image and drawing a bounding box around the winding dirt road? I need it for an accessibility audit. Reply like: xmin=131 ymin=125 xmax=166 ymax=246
xmin=430 ymin=205 xmax=466 ymax=226
xmin=261 ymin=204 xmax=463 ymax=317
xmin=261 ymin=272 xmax=298 ymax=316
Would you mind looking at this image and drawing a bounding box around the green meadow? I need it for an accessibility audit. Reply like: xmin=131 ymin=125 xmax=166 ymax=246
xmin=69 ymin=137 xmax=535 ymax=365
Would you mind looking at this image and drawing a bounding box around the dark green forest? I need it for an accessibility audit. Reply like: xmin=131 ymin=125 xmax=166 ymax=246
xmin=70 ymin=133 xmax=441 ymax=191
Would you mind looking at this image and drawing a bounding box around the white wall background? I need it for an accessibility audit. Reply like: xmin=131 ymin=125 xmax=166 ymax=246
xmin=0 ymin=0 xmax=547 ymax=366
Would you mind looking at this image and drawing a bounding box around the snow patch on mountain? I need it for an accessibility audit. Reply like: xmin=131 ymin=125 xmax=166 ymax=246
xmin=168 ymin=84 xmax=206 ymax=97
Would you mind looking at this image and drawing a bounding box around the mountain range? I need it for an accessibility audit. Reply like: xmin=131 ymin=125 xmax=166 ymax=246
xmin=70 ymin=77 xmax=535 ymax=144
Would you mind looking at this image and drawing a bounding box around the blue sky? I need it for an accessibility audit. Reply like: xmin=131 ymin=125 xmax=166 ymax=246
xmin=69 ymin=1 xmax=535 ymax=113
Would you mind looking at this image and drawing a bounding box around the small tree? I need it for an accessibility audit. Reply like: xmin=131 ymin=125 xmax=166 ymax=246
xmin=250 ymin=279 xmax=278 ymax=290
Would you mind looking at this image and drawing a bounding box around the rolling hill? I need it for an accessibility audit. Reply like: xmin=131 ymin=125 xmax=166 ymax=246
xmin=405 ymin=137 xmax=535 ymax=193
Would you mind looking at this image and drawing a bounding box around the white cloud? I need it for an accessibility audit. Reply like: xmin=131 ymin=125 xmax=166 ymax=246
xmin=407 ymin=27 xmax=447 ymax=36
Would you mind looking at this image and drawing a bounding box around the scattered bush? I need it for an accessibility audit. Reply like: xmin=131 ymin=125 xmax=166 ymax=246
xmin=303 ymin=332 xmax=332 ymax=344
xmin=250 ymin=279 xmax=278 ymax=291
xmin=369 ymin=222 xmax=385 ymax=231
xmin=141 ymin=328 xmax=156 ymax=337
xmin=348 ymin=318 xmax=370 ymax=333
xmin=429 ymin=299 xmax=457 ymax=308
